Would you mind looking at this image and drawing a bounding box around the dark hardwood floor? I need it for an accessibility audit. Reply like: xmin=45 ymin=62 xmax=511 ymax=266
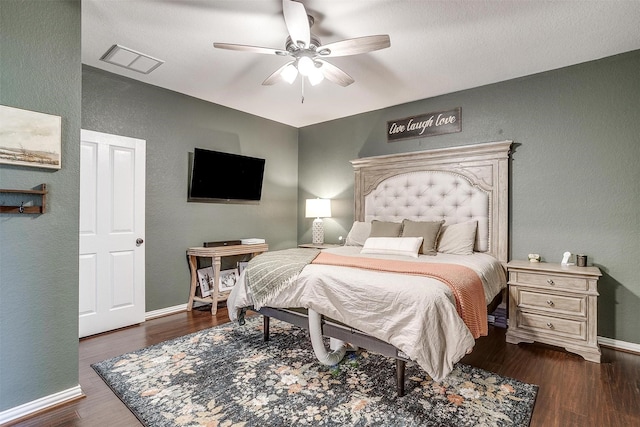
xmin=6 ymin=307 xmax=640 ymax=427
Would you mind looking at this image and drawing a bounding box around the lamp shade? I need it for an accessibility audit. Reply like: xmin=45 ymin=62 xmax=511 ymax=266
xmin=305 ymin=198 xmax=331 ymax=218
xmin=297 ymin=56 xmax=315 ymax=76
xmin=281 ymin=63 xmax=298 ymax=84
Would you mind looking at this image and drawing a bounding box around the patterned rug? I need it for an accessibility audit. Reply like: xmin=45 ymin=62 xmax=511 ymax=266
xmin=92 ymin=317 xmax=537 ymax=426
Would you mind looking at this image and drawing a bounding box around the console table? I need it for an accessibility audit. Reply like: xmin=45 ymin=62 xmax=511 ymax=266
xmin=187 ymin=244 xmax=268 ymax=315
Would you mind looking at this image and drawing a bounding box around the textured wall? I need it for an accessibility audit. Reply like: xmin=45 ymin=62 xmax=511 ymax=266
xmin=0 ymin=0 xmax=81 ymax=412
xmin=82 ymin=67 xmax=299 ymax=311
xmin=299 ymin=50 xmax=640 ymax=345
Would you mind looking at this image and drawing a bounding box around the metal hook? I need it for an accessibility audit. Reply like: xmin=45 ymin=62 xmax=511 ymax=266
xmin=19 ymin=201 xmax=24 ymax=213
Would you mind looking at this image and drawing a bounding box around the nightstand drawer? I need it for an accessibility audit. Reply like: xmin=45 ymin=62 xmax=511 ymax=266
xmin=516 ymin=311 xmax=586 ymax=341
xmin=512 ymin=271 xmax=588 ymax=291
xmin=518 ymin=290 xmax=587 ymax=317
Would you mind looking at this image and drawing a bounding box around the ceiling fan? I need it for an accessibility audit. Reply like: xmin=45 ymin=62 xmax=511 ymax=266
xmin=213 ymin=0 xmax=390 ymax=99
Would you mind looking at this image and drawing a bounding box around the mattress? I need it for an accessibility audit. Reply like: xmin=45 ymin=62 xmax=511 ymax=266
xmin=228 ymin=246 xmax=506 ymax=381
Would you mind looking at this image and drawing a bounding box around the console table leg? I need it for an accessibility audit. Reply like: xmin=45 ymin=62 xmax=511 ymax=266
xmin=187 ymin=255 xmax=198 ymax=311
xmin=210 ymin=256 xmax=221 ymax=315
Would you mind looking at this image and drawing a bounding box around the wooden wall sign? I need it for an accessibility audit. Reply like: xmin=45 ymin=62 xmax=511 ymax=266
xmin=387 ymin=107 xmax=461 ymax=142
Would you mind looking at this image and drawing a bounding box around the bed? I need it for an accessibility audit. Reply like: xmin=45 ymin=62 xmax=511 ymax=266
xmin=228 ymin=140 xmax=512 ymax=395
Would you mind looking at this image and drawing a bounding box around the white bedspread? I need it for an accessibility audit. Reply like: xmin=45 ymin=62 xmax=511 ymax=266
xmin=227 ymin=246 xmax=506 ymax=381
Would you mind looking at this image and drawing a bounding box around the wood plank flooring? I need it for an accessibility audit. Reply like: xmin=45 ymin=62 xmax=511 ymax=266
xmin=6 ymin=307 xmax=640 ymax=426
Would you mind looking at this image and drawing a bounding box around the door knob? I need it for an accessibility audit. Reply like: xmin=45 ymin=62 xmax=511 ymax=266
xmin=136 ymin=238 xmax=144 ymax=246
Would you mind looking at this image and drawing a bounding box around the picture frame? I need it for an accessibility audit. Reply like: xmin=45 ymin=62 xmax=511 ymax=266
xmin=0 ymin=105 xmax=62 ymax=169
xmin=196 ymin=267 xmax=214 ymax=297
xmin=237 ymin=261 xmax=249 ymax=276
xmin=219 ymin=268 xmax=239 ymax=292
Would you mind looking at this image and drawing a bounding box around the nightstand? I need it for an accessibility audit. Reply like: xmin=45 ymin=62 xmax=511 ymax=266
xmin=505 ymin=260 xmax=602 ymax=362
xmin=298 ymin=243 xmax=342 ymax=249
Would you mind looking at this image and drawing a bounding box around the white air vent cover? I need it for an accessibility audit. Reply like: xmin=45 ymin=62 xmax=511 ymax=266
xmin=100 ymin=44 xmax=163 ymax=74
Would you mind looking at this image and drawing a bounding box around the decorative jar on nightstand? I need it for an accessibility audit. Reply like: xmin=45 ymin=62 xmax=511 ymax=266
xmin=505 ymin=260 xmax=602 ymax=362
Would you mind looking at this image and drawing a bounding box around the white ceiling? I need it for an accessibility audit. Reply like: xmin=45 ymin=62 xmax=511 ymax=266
xmin=82 ymin=0 xmax=640 ymax=128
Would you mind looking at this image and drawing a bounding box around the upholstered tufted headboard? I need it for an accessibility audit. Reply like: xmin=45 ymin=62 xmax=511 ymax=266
xmin=350 ymin=141 xmax=512 ymax=264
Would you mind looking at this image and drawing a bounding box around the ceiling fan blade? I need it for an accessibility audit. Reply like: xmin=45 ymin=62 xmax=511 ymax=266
xmin=262 ymin=61 xmax=295 ymax=86
xmin=282 ymin=0 xmax=310 ymax=48
xmin=316 ymin=60 xmax=354 ymax=87
xmin=316 ymin=35 xmax=390 ymax=57
xmin=213 ymin=42 xmax=289 ymax=56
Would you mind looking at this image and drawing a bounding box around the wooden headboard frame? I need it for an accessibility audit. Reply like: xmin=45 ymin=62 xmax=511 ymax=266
xmin=350 ymin=141 xmax=512 ymax=264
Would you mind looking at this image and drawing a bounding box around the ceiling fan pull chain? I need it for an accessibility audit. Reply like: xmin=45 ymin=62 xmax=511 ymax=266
xmin=301 ymin=77 xmax=305 ymax=103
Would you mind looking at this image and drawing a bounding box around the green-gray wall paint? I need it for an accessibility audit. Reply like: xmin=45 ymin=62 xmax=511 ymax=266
xmin=1 ymin=0 xmax=639 ymax=415
xmin=0 ymin=0 xmax=81 ymax=412
xmin=299 ymin=50 xmax=640 ymax=345
xmin=82 ymin=66 xmax=299 ymax=312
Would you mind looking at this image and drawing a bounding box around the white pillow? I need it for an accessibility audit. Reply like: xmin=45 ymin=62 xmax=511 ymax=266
xmin=437 ymin=221 xmax=477 ymax=255
xmin=361 ymin=237 xmax=423 ymax=258
xmin=345 ymin=221 xmax=371 ymax=246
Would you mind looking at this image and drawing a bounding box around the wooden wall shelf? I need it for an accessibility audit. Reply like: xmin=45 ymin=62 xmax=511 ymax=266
xmin=0 ymin=184 xmax=48 ymax=213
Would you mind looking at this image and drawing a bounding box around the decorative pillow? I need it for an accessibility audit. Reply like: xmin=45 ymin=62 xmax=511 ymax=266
xmin=345 ymin=221 xmax=371 ymax=246
xmin=361 ymin=237 xmax=423 ymax=258
xmin=369 ymin=220 xmax=403 ymax=237
xmin=437 ymin=221 xmax=478 ymax=255
xmin=401 ymin=219 xmax=444 ymax=255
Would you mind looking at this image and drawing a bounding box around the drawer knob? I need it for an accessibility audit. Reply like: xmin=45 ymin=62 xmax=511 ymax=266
xmin=546 ymin=300 xmax=554 ymax=306
xmin=546 ymin=322 xmax=554 ymax=329
xmin=547 ymin=279 xmax=555 ymax=285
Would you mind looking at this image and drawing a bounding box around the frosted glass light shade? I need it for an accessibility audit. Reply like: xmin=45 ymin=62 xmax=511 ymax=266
xmin=281 ymin=64 xmax=298 ymax=84
xmin=308 ymin=67 xmax=324 ymax=86
xmin=297 ymin=56 xmax=315 ymax=76
xmin=305 ymin=198 xmax=331 ymax=218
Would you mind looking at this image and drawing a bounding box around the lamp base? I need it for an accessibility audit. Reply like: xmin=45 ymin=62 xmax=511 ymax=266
xmin=312 ymin=218 xmax=324 ymax=245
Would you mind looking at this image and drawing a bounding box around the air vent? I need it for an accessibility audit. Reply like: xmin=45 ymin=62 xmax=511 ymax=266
xmin=99 ymin=44 xmax=164 ymax=74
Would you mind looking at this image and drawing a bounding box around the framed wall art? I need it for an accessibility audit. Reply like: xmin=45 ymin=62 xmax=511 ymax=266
xmin=387 ymin=107 xmax=461 ymax=142
xmin=0 ymin=105 xmax=62 ymax=169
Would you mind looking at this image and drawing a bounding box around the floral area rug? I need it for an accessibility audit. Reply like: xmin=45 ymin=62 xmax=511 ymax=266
xmin=92 ymin=317 xmax=537 ymax=426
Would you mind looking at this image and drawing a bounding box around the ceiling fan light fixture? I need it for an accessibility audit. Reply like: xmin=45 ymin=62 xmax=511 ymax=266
xmin=281 ymin=63 xmax=298 ymax=84
xmin=297 ymin=56 xmax=315 ymax=76
xmin=308 ymin=66 xmax=324 ymax=86
xmin=213 ymin=0 xmax=390 ymax=94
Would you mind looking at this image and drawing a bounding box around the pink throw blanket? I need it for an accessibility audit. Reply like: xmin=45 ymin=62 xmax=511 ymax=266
xmin=312 ymin=252 xmax=488 ymax=338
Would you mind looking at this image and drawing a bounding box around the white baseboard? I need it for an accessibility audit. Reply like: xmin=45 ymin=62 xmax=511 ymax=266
xmin=145 ymin=303 xmax=188 ymax=320
xmin=598 ymin=336 xmax=640 ymax=354
xmin=0 ymin=385 xmax=83 ymax=425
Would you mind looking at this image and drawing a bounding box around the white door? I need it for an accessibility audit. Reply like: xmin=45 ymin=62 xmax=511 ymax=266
xmin=79 ymin=129 xmax=146 ymax=338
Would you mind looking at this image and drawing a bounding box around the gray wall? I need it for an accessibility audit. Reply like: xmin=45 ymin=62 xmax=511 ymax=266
xmin=0 ymin=0 xmax=81 ymax=412
xmin=299 ymin=50 xmax=640 ymax=345
xmin=1 ymin=0 xmax=638 ymax=415
xmin=82 ymin=67 xmax=299 ymax=311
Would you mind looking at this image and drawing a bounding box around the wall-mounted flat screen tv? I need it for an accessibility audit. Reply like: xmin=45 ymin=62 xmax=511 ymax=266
xmin=188 ymin=148 xmax=265 ymax=202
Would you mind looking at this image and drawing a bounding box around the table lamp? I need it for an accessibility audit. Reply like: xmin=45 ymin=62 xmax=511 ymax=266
xmin=305 ymin=198 xmax=331 ymax=244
